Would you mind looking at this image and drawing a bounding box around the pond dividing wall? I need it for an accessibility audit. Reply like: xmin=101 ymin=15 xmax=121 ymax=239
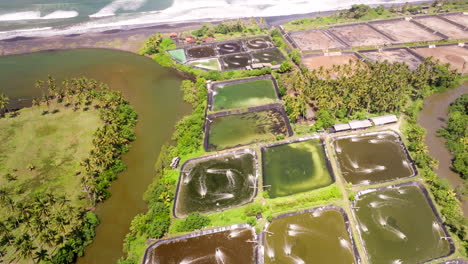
xmin=204 ymin=103 xmax=293 ymax=152
xmin=261 ymin=206 xmax=360 ymax=264
xmin=262 ymin=137 xmax=334 ymax=198
xmin=173 ymin=148 xmax=258 ymax=218
xmin=332 ymin=130 xmax=416 ymax=185
xmin=208 ymin=75 xmax=280 ymax=112
xmin=352 ymin=181 xmax=454 ymax=264
xmin=143 ymin=224 xmax=257 ymax=264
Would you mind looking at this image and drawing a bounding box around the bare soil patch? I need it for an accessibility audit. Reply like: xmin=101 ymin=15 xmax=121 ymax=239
xmin=361 ymin=48 xmax=422 ymax=70
xmin=414 ymin=45 xmax=468 ymax=74
xmin=443 ymin=13 xmax=468 ymax=28
xmin=328 ymin=24 xmax=391 ymax=47
xmin=303 ymin=54 xmax=360 ymax=71
xmin=371 ymin=19 xmax=443 ymax=43
xmin=290 ymin=30 xmax=345 ymax=51
xmin=414 ymin=16 xmax=468 ymax=40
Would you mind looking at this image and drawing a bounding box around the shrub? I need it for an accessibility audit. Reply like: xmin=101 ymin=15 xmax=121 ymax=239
xmin=175 ymin=213 xmax=211 ymax=232
xmin=244 ymin=203 xmax=264 ymax=216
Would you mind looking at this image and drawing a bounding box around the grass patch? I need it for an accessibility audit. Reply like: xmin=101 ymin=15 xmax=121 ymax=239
xmin=0 ymin=104 xmax=101 ymax=208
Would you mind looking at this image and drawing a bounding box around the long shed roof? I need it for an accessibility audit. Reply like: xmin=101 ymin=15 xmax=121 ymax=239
xmin=333 ymin=123 xmax=351 ymax=132
xmin=370 ymin=114 xmax=398 ymax=126
xmin=348 ymin=120 xmax=372 ymax=130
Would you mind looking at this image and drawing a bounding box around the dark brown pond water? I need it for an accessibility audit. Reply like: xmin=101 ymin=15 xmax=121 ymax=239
xmin=175 ymin=149 xmax=257 ymax=217
xmin=146 ymin=227 xmax=256 ymax=263
xmin=418 ymin=84 xmax=468 ymax=215
xmin=0 ymin=49 xmax=191 ymax=263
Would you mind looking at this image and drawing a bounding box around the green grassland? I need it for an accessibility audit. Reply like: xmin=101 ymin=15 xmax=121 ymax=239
xmin=0 ymin=104 xmax=101 ymax=208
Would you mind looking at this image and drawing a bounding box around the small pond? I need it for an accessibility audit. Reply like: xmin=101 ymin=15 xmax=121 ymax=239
xmin=262 ymin=138 xmax=333 ymax=198
xmin=174 ymin=149 xmax=257 ymax=217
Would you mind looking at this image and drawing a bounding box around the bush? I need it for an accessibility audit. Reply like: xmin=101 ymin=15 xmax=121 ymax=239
xmin=246 ymin=217 xmax=257 ymax=226
xmin=244 ymin=203 xmax=264 ymax=216
xmin=175 ymin=213 xmax=211 ymax=232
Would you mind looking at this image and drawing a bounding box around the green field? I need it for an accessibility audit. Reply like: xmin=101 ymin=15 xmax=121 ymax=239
xmin=0 ymin=104 xmax=101 ymax=207
xmin=212 ymin=79 xmax=278 ymax=111
xmin=188 ymin=58 xmax=221 ymax=71
xmin=262 ymin=139 xmax=333 ymax=198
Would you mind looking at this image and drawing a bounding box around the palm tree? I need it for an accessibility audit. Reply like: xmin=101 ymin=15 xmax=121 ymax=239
xmin=0 ymin=93 xmax=9 ymax=117
xmin=33 ymin=248 xmax=49 ymax=263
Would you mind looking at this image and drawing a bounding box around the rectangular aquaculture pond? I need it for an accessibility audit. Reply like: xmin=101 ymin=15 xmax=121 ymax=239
xmin=360 ymin=48 xmax=422 ymax=71
xmin=244 ymin=36 xmax=274 ymax=50
xmin=144 ymin=225 xmax=256 ymax=264
xmin=251 ymin=48 xmax=285 ymax=64
xmin=333 ymin=131 xmax=415 ymax=185
xmin=263 ymin=207 xmax=358 ymax=264
xmin=174 ymin=149 xmax=258 ymax=218
xmin=188 ymin=58 xmax=221 ymax=71
xmin=205 ymin=104 xmax=292 ymax=151
xmin=262 ymin=138 xmax=333 ymax=198
xmin=220 ymin=53 xmax=252 ymax=70
xmin=216 ymin=41 xmax=245 ymax=55
xmin=210 ymin=76 xmax=279 ymax=111
xmin=353 ymin=182 xmax=452 ymax=264
xmin=167 ymin=49 xmax=187 ymax=63
xmin=186 ymin=45 xmax=216 ymax=59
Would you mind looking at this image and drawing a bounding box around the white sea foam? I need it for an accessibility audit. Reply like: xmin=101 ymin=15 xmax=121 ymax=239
xmin=0 ymin=10 xmax=78 ymax=21
xmin=0 ymin=0 xmax=423 ymax=40
xmin=90 ymin=0 xmax=148 ymax=18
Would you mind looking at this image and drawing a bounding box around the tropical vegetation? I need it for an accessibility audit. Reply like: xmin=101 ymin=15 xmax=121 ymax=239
xmin=0 ymin=77 xmax=137 ymax=263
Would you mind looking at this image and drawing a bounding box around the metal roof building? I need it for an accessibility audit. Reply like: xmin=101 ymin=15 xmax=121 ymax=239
xmin=333 ymin=123 xmax=351 ymax=132
xmin=348 ymin=120 xmax=372 ymax=130
xmin=370 ymin=114 xmax=398 ymax=126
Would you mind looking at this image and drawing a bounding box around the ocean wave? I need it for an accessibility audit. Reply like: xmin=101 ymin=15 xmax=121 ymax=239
xmin=0 ymin=0 xmax=422 ymax=40
xmin=90 ymin=0 xmax=147 ymax=18
xmin=0 ymin=10 xmax=78 ymax=21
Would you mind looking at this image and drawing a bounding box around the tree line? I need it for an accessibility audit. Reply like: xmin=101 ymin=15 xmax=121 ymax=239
xmin=0 ymin=77 xmax=137 ymax=263
xmin=276 ymin=57 xmax=459 ymax=129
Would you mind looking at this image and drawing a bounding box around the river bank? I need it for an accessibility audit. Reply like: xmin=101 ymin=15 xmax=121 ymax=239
xmin=419 ymin=83 xmax=468 ymax=215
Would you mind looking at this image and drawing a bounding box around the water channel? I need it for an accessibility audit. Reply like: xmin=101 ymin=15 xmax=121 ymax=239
xmin=0 ymin=49 xmax=191 ymax=263
xmin=418 ymin=84 xmax=468 ymax=215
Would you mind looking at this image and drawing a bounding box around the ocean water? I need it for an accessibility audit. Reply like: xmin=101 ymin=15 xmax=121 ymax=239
xmin=0 ymin=0 xmax=421 ymax=40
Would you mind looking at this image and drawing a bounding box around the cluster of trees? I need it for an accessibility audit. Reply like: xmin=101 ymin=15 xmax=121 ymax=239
xmin=437 ymin=94 xmax=467 ymax=179
xmin=174 ymin=213 xmax=210 ymax=232
xmin=139 ymin=33 xmax=176 ymax=56
xmin=120 ymin=78 xmax=208 ymax=264
xmin=0 ymin=93 xmax=9 ymax=117
xmin=403 ymin=98 xmax=467 ymax=256
xmin=0 ymin=77 xmax=137 ymax=263
xmin=191 ymin=19 xmax=267 ymax=38
xmin=277 ymin=58 xmax=458 ymax=127
xmin=0 ymin=191 xmax=99 ymax=263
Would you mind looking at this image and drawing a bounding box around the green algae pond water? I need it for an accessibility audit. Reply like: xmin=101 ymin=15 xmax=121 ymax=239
xmin=206 ymin=105 xmax=291 ymax=151
xmin=0 ymin=49 xmax=190 ymax=264
xmin=211 ymin=78 xmax=278 ymax=111
xmin=262 ymin=139 xmax=333 ymax=198
xmin=174 ymin=149 xmax=257 ymax=217
xmin=146 ymin=226 xmax=256 ymax=263
xmin=264 ymin=208 xmax=357 ymax=264
xmin=353 ymin=183 xmax=452 ymax=263
xmin=333 ymin=131 xmax=415 ymax=185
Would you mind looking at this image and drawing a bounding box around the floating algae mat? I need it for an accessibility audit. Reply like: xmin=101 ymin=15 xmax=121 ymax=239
xmin=145 ymin=225 xmax=256 ymax=264
xmin=211 ymin=77 xmax=278 ymax=111
xmin=252 ymin=48 xmax=285 ymax=64
xmin=264 ymin=207 xmax=358 ymax=264
xmin=168 ymin=49 xmax=187 ymax=63
xmin=205 ymin=104 xmax=291 ymax=151
xmin=353 ymin=183 xmax=452 ymax=263
xmin=262 ymin=138 xmax=333 ymax=198
xmin=174 ymin=149 xmax=257 ymax=217
xmin=333 ymin=131 xmax=415 ymax=185
xmin=188 ymin=58 xmax=221 ymax=71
